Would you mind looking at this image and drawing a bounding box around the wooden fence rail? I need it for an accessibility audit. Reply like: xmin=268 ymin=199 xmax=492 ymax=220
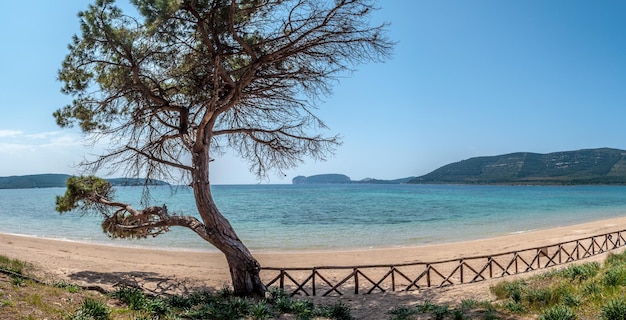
xmin=261 ymin=229 xmax=626 ymax=296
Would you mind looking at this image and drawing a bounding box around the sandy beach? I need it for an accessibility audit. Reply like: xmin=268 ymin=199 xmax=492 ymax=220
xmin=2 ymin=216 xmax=626 ymax=318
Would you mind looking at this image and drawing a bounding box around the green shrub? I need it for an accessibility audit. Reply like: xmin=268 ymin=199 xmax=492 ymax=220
xmin=459 ymin=299 xmax=477 ymax=310
xmin=68 ymin=298 xmax=110 ymax=320
xmin=602 ymin=266 xmax=626 ymax=287
xmin=319 ymin=302 xmax=353 ymax=320
xmin=582 ymin=281 xmax=601 ymax=295
xmin=505 ymin=301 xmax=525 ymax=313
xmin=491 ymin=280 xmax=525 ymax=302
xmin=388 ymin=301 xmax=451 ymax=320
xmin=166 ymin=294 xmax=194 ymax=309
xmin=387 ymin=306 xmax=415 ymax=320
xmin=185 ymin=290 xmax=218 ymax=306
xmin=605 ymin=252 xmax=626 ymax=268
xmin=482 ymin=308 xmax=499 ymax=320
xmin=601 ymin=299 xmax=626 ymax=320
xmin=415 ymin=300 xmax=436 ymax=313
xmin=0 ymin=255 xmax=31 ymax=275
xmin=563 ymin=262 xmax=601 ymax=281
xmin=249 ymin=301 xmax=272 ymax=320
xmin=10 ymin=275 xmax=24 ymax=287
xmin=452 ymin=309 xmax=466 ymax=320
xmin=228 ymin=297 xmax=250 ymax=315
xmin=539 ymin=305 xmax=576 ymax=320
xmin=431 ymin=304 xmax=450 ymax=320
xmin=53 ymin=281 xmax=81 ymax=293
xmin=274 ymin=295 xmax=293 ymax=313
xmin=110 ymin=286 xmax=149 ymax=311
xmin=561 ymin=292 xmax=581 ymax=307
xmin=291 ymin=299 xmax=315 ymax=319
xmin=146 ymin=298 xmax=169 ymax=316
xmin=525 ymin=287 xmax=561 ymax=308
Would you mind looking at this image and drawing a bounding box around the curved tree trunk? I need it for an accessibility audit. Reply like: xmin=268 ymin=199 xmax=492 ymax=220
xmin=192 ymin=150 xmax=266 ymax=296
xmin=197 ymin=192 xmax=265 ymax=296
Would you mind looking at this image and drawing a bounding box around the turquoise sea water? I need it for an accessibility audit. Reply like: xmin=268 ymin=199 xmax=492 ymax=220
xmin=1 ymin=184 xmax=626 ymax=251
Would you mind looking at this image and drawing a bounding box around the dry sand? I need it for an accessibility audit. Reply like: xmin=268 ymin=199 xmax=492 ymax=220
xmin=2 ymin=216 xmax=626 ymax=318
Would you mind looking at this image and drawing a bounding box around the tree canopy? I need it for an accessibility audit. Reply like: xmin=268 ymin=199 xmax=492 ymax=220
xmin=55 ymin=0 xmax=392 ymax=180
xmin=54 ymin=0 xmax=393 ymax=295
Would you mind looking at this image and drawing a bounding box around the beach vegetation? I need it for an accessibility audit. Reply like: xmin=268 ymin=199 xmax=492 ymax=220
xmin=9 ymin=275 xmax=26 ymax=287
xmin=109 ymin=286 xmax=149 ymax=311
xmin=560 ymin=261 xmax=601 ymax=282
xmin=387 ymin=305 xmax=416 ymax=320
xmin=54 ymin=0 xmax=393 ymax=297
xmin=9 ymin=250 xmax=626 ymax=319
xmin=103 ymin=285 xmax=353 ymax=319
xmin=489 ymin=252 xmax=626 ymax=318
xmin=0 ymin=255 xmax=32 ymax=275
xmin=600 ymin=299 xmax=626 ymax=320
xmin=54 ymin=281 xmax=82 ymax=293
xmin=249 ymin=300 xmax=273 ymax=320
xmin=1 ymin=266 xmax=354 ymax=320
xmin=387 ymin=299 xmax=502 ymax=320
xmin=539 ymin=305 xmax=576 ymax=320
xmin=67 ymin=298 xmax=111 ymax=320
xmin=0 ymin=262 xmax=99 ymax=320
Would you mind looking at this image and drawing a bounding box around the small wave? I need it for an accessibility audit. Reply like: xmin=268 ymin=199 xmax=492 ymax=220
xmin=509 ymin=229 xmax=536 ymax=235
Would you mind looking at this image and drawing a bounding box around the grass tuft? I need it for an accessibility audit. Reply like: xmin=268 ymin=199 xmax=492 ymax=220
xmin=67 ymin=298 xmax=110 ymax=320
xmin=0 ymin=255 xmax=32 ymax=275
xmin=600 ymin=299 xmax=626 ymax=320
xmin=539 ymin=305 xmax=576 ymax=320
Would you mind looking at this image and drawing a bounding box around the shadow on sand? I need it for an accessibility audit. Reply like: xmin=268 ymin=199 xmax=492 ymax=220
xmin=68 ymin=270 xmax=216 ymax=296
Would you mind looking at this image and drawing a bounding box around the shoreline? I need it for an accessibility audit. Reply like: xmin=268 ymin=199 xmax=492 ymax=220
xmin=1 ymin=214 xmax=622 ymax=256
xmin=0 ymin=215 xmax=624 ymax=270
xmin=0 ymin=216 xmax=611 ymax=255
xmin=3 ymin=215 xmax=626 ymax=257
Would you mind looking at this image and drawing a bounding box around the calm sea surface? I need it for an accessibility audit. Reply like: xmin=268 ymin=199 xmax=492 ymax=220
xmin=1 ymin=184 xmax=626 ymax=251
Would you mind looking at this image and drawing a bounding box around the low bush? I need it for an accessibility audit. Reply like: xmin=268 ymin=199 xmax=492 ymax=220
xmin=0 ymin=255 xmax=31 ymax=275
xmin=562 ymin=262 xmax=601 ymax=282
xmin=602 ymin=266 xmax=626 ymax=287
xmin=67 ymin=298 xmax=110 ymax=320
xmin=600 ymin=299 xmax=626 ymax=320
xmin=539 ymin=305 xmax=576 ymax=320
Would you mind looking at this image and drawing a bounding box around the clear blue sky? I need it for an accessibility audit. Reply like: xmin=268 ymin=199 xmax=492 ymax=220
xmin=1 ymin=1 xmax=625 ymax=184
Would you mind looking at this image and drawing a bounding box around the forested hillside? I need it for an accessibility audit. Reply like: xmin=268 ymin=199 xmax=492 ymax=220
xmin=409 ymin=148 xmax=626 ymax=185
xmin=0 ymin=174 xmax=169 ymax=189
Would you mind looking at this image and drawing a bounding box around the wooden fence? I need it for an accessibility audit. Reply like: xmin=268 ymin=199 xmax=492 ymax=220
xmin=261 ymin=229 xmax=626 ymax=296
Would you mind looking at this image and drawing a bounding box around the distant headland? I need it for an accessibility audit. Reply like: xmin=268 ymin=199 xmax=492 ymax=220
xmin=294 ymin=148 xmax=626 ymax=185
xmin=0 ymin=174 xmax=169 ymax=189
xmin=292 ymin=174 xmax=416 ymax=184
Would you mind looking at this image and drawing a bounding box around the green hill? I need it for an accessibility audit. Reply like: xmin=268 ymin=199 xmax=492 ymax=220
xmin=409 ymin=148 xmax=626 ymax=185
xmin=0 ymin=174 xmax=169 ymax=189
xmin=0 ymin=174 xmax=71 ymax=189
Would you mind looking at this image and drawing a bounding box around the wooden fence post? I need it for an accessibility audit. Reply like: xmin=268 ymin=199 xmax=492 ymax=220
xmin=391 ymin=267 xmax=396 ymax=291
xmin=460 ymin=260 xmax=464 ymax=284
xmin=312 ymin=268 xmax=316 ymax=296
xmin=354 ymin=268 xmax=359 ymax=295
